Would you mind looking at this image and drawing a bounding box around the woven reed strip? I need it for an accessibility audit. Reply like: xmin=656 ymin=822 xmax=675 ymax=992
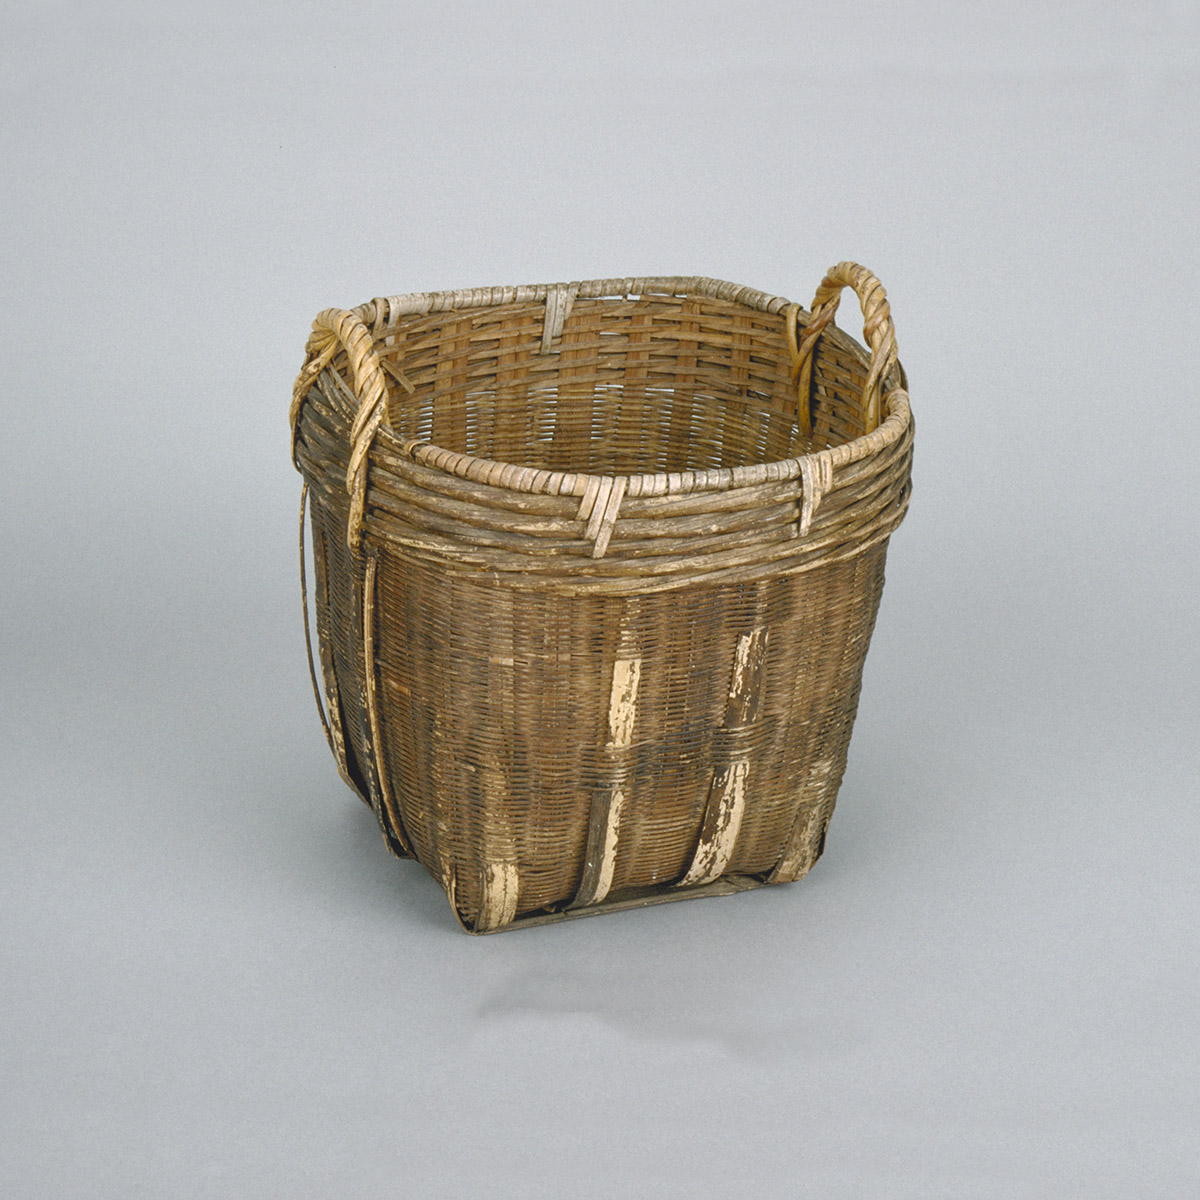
xmin=307 ymin=497 xmax=368 ymax=801
xmin=362 ymin=554 xmax=414 ymax=858
xmin=326 ymin=443 xmax=911 ymax=593
xmin=299 ymin=484 xmax=336 ymax=761
xmin=326 ymin=417 xmax=912 ymax=583
xmin=342 ymin=401 xmax=912 ymax=552
xmin=303 ymin=495 xmax=360 ymax=799
xmin=348 ymin=505 xmax=907 ymax=598
xmin=363 ymin=469 xmax=804 ymax=544
xmin=324 ymin=441 xmax=911 ymax=597
xmin=361 ymin=277 xmax=791 ymax=327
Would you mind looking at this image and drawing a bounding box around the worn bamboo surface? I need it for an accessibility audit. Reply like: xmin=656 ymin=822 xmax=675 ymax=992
xmin=292 ymin=265 xmax=913 ymax=931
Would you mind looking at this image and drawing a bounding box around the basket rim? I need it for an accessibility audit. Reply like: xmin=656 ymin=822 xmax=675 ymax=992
xmin=349 ymin=275 xmax=912 ymax=503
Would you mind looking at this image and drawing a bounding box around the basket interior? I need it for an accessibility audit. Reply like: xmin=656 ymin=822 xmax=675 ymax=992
xmin=372 ymin=292 xmax=871 ymax=476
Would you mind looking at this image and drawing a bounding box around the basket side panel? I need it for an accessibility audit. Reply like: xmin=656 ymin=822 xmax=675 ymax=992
xmin=309 ymin=491 xmax=374 ymax=804
xmin=372 ymin=554 xmax=605 ymax=922
xmin=729 ymin=542 xmax=888 ymax=879
xmin=369 ymin=540 xmax=891 ymax=927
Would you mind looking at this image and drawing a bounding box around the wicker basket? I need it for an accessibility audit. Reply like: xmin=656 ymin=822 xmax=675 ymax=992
xmin=290 ymin=262 xmax=913 ymax=932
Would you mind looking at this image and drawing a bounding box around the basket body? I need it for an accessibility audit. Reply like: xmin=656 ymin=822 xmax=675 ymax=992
xmin=292 ymin=271 xmax=913 ymax=931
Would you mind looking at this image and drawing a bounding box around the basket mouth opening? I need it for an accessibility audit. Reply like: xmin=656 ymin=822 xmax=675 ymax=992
xmin=361 ymin=283 xmax=893 ymax=493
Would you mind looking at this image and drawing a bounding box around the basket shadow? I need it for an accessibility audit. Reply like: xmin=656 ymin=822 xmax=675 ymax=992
xmin=469 ymin=875 xmax=871 ymax=1063
xmin=275 ymin=783 xmax=460 ymax=935
xmin=461 ymin=757 xmax=907 ymax=1059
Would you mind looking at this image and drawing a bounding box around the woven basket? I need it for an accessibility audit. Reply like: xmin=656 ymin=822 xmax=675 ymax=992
xmin=290 ymin=262 xmax=913 ymax=932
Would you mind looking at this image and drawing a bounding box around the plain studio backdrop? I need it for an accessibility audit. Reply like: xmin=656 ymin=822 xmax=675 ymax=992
xmin=2 ymin=2 xmax=1197 ymax=1196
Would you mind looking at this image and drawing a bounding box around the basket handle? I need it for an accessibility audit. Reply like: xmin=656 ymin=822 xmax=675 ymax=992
xmin=786 ymin=261 xmax=898 ymax=435
xmin=291 ymin=307 xmax=390 ymax=552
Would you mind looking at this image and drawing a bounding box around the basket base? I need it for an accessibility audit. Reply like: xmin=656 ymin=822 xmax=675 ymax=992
xmin=451 ymin=871 xmax=781 ymax=934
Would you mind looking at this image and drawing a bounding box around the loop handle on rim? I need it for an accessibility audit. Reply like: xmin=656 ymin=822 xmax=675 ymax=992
xmin=291 ymin=307 xmax=391 ymax=552
xmin=787 ymin=262 xmax=899 ymax=435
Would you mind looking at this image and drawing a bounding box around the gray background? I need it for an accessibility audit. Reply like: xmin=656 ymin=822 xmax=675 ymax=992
xmin=3 ymin=2 xmax=1198 ymax=1196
